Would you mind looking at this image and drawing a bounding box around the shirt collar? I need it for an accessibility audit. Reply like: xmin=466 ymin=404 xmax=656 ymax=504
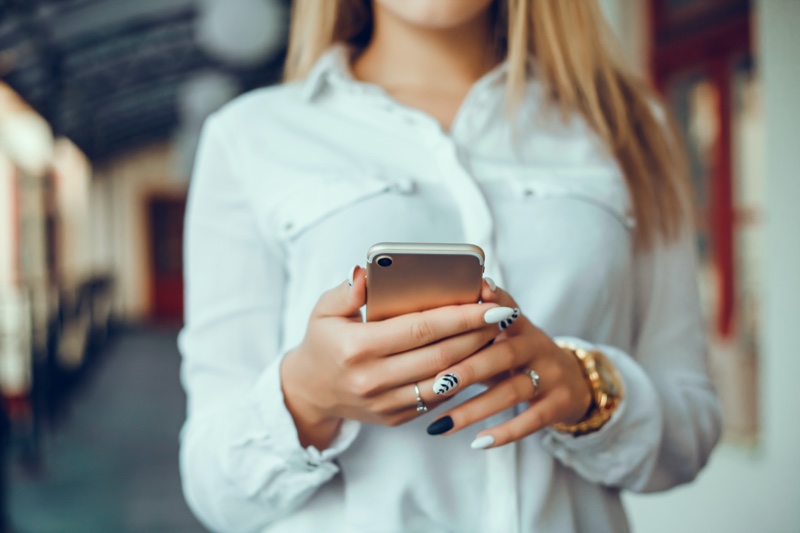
xmin=300 ymin=43 xmax=513 ymax=103
xmin=300 ymin=44 xmax=354 ymax=101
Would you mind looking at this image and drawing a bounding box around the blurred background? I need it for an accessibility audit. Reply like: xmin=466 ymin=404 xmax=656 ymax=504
xmin=0 ymin=0 xmax=797 ymax=532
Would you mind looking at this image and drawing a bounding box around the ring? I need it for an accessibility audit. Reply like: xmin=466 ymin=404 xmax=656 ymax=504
xmin=525 ymin=369 xmax=541 ymax=399
xmin=414 ymin=383 xmax=428 ymax=413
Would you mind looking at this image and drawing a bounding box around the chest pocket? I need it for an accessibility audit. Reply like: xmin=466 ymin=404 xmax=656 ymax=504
xmin=270 ymin=170 xmax=416 ymax=241
xmin=485 ymin=165 xmax=636 ymax=231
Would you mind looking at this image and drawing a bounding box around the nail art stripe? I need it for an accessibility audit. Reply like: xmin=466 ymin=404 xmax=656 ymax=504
xmin=433 ymin=373 xmax=459 ymax=395
xmin=499 ymin=308 xmax=521 ymax=330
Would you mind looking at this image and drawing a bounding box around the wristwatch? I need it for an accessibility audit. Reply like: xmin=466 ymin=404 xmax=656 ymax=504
xmin=550 ymin=340 xmax=624 ymax=437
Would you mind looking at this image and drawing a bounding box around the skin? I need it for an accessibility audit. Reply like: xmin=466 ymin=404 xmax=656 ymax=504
xmin=280 ymin=0 xmax=593 ymax=451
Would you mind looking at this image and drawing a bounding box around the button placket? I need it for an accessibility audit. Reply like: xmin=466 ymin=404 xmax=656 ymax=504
xmin=434 ymin=142 xmax=498 ymax=276
xmin=431 ymin=140 xmax=520 ymax=533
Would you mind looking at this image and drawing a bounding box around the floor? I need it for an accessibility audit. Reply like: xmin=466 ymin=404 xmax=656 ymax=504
xmin=8 ymin=326 xmax=206 ymax=533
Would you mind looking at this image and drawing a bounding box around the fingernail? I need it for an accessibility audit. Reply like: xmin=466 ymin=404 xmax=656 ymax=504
xmin=470 ymin=435 xmax=495 ymax=449
xmin=432 ymin=373 xmax=460 ymax=395
xmin=426 ymin=416 xmax=454 ymax=435
xmin=347 ymin=265 xmax=358 ymax=287
xmin=498 ymin=308 xmax=521 ymax=330
xmin=484 ymin=277 xmax=497 ymax=292
xmin=483 ymin=306 xmax=514 ymax=324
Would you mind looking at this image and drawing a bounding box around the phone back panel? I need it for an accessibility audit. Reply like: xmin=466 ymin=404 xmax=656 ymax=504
xmin=365 ymin=243 xmax=484 ymax=322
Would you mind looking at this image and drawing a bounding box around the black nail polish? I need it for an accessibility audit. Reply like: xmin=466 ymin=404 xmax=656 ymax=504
xmin=426 ymin=416 xmax=454 ymax=436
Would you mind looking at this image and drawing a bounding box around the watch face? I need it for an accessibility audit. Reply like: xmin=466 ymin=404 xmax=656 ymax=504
xmin=595 ymin=353 xmax=622 ymax=396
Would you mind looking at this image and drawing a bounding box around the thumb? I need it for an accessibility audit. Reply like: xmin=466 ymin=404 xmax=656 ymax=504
xmin=313 ymin=265 xmax=366 ymax=320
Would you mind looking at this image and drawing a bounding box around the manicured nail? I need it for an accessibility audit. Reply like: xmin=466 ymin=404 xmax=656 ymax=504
xmin=426 ymin=416 xmax=454 ymax=435
xmin=347 ymin=265 xmax=358 ymax=286
xmin=470 ymin=435 xmax=495 ymax=449
xmin=498 ymin=308 xmax=521 ymax=330
xmin=432 ymin=373 xmax=460 ymax=395
xmin=483 ymin=306 xmax=515 ymax=325
xmin=484 ymin=277 xmax=497 ymax=292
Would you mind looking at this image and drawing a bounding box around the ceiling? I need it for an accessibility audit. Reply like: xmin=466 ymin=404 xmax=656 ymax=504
xmin=0 ymin=0 xmax=289 ymax=162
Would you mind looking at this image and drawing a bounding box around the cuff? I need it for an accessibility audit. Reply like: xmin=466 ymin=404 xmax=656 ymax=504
xmin=539 ymin=337 xmax=662 ymax=484
xmin=250 ymin=352 xmax=362 ymax=470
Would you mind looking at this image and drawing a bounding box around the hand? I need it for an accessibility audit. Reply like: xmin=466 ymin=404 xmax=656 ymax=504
xmin=280 ymin=266 xmax=518 ymax=449
xmin=424 ymin=281 xmax=593 ymax=449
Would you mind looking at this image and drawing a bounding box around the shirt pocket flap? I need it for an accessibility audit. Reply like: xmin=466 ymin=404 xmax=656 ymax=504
xmin=500 ymin=166 xmax=636 ymax=230
xmin=271 ymin=170 xmax=416 ymax=240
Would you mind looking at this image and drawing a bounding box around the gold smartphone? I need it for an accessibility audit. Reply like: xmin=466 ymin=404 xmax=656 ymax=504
xmin=365 ymin=242 xmax=485 ymax=322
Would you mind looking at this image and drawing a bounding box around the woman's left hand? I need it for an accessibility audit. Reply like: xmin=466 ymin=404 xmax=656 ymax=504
xmin=425 ymin=280 xmax=593 ymax=448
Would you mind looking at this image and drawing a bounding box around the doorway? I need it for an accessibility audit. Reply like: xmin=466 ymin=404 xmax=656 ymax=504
xmin=147 ymin=195 xmax=186 ymax=322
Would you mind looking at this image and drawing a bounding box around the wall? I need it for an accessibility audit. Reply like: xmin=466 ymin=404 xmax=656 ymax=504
xmin=624 ymin=1 xmax=800 ymax=531
xmin=0 ymin=153 xmax=14 ymax=287
xmin=598 ymin=0 xmax=649 ymax=74
xmin=92 ymin=142 xmax=186 ymax=320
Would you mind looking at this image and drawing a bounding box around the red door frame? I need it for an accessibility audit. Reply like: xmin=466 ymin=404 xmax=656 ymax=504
xmin=146 ymin=192 xmax=187 ymax=322
xmin=649 ymin=0 xmax=751 ymax=337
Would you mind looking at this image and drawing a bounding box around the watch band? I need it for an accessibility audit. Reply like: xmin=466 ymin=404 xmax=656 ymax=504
xmin=550 ymin=340 xmax=624 ymax=437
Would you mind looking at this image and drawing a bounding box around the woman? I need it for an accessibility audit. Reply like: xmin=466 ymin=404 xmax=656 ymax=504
xmin=178 ymin=1 xmax=722 ymax=532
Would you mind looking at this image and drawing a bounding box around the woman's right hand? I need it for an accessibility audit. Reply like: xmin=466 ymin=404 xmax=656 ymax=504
xmin=280 ymin=266 xmax=516 ymax=449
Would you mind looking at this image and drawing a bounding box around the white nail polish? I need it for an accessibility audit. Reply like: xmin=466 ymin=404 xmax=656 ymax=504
xmin=432 ymin=373 xmax=460 ymax=395
xmin=484 ymin=277 xmax=497 ymax=292
xmin=483 ymin=306 xmax=514 ymax=324
xmin=347 ymin=265 xmax=357 ymax=286
xmin=470 ymin=435 xmax=495 ymax=450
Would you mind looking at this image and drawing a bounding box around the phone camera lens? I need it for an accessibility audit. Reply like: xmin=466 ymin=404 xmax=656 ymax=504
xmin=377 ymin=256 xmax=393 ymax=267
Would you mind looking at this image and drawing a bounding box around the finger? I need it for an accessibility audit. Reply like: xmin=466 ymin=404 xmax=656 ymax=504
xmin=428 ymin=334 xmax=532 ymax=397
xmin=469 ymin=398 xmax=560 ymax=449
xmin=364 ymin=325 xmax=503 ymax=408
xmin=378 ymin=323 xmax=502 ymax=391
xmin=425 ymin=372 xmax=539 ymax=436
xmin=359 ymin=303 xmax=517 ymax=356
xmin=480 ymin=281 xmax=518 ymax=310
xmin=366 ymin=385 xmax=453 ymax=419
xmin=313 ymin=265 xmax=366 ymax=320
xmin=479 ymin=283 xmax=525 ymax=334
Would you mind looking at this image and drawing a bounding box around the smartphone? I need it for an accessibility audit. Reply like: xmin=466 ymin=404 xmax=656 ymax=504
xmin=365 ymin=242 xmax=485 ymax=322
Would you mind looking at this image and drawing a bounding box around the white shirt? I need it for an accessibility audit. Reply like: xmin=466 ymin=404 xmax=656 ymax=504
xmin=178 ymin=45 xmax=722 ymax=533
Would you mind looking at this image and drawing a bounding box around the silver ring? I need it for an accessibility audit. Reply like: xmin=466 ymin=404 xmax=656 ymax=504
xmin=525 ymin=369 xmax=541 ymax=398
xmin=414 ymin=383 xmax=428 ymax=413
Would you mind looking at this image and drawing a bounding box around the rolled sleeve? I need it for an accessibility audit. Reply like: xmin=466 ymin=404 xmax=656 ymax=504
xmin=178 ymin=113 xmax=360 ymax=533
xmin=539 ymin=228 xmax=722 ymax=492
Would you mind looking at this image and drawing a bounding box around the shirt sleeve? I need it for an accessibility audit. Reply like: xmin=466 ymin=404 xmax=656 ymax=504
xmin=539 ymin=226 xmax=723 ymax=492
xmin=178 ymin=114 xmax=361 ymax=533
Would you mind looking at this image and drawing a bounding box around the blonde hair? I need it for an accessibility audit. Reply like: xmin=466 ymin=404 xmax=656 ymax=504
xmin=284 ymin=0 xmax=689 ymax=248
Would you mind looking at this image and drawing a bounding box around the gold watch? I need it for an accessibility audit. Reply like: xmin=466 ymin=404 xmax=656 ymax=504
xmin=550 ymin=340 xmax=624 ymax=437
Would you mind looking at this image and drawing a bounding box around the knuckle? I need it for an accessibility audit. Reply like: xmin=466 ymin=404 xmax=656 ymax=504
xmin=456 ymin=307 xmax=473 ymax=333
xmin=348 ymin=371 xmax=379 ymax=398
xmin=513 ymin=375 xmax=532 ymax=400
xmin=549 ymin=363 xmax=565 ymax=382
xmin=555 ymin=387 xmax=574 ymax=407
xmin=530 ymin=410 xmax=546 ymax=429
xmin=457 ymin=363 xmax=477 ymax=386
xmin=341 ymin=337 xmax=367 ymax=365
xmin=497 ymin=342 xmax=517 ymax=368
xmin=410 ymin=318 xmax=435 ymax=345
xmin=501 ymin=382 xmax=521 ymax=405
xmin=429 ymin=344 xmax=451 ymax=370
